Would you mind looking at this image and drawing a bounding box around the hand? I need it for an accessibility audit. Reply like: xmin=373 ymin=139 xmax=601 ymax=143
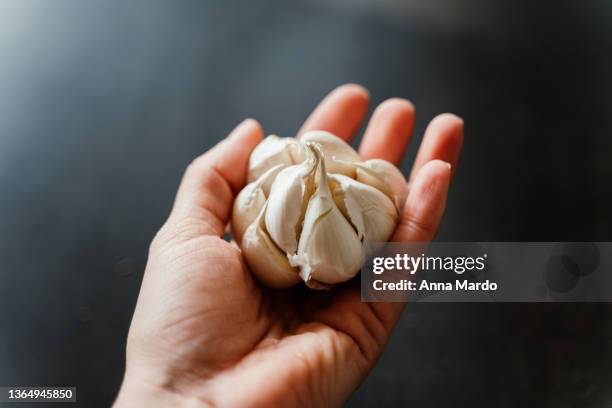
xmin=114 ymin=84 xmax=463 ymax=407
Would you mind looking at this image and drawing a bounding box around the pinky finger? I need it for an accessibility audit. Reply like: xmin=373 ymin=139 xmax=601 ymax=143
xmin=392 ymin=160 xmax=452 ymax=243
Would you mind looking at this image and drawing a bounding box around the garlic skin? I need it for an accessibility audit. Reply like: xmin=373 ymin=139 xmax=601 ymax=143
xmin=232 ymin=131 xmax=407 ymax=289
xmin=355 ymin=159 xmax=409 ymax=210
xmin=247 ymin=135 xmax=304 ymax=183
xmin=232 ymin=164 xmax=285 ymax=244
xmin=301 ymin=131 xmax=361 ymax=177
xmin=241 ymin=205 xmax=301 ymax=288
xmin=265 ymin=152 xmax=316 ymax=254
xmin=288 ymin=147 xmax=363 ymax=287
xmin=329 ymin=174 xmax=397 ymax=245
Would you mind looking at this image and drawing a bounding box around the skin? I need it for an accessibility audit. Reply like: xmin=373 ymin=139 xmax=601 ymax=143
xmin=114 ymin=84 xmax=464 ymax=408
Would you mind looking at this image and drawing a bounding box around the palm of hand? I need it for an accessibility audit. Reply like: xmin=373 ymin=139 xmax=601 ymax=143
xmin=118 ymin=85 xmax=462 ymax=408
xmin=136 ymin=235 xmax=379 ymax=407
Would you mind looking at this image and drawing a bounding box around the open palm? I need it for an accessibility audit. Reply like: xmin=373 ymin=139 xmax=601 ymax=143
xmin=115 ymin=84 xmax=463 ymax=408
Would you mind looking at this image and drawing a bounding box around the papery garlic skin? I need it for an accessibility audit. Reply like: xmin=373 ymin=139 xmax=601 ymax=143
xmin=329 ymin=174 xmax=397 ymax=245
xmin=232 ymin=131 xmax=407 ymax=289
xmin=265 ymin=154 xmax=316 ymax=254
xmin=241 ymin=206 xmax=301 ymax=288
xmin=247 ymin=135 xmax=304 ymax=183
xmin=232 ymin=164 xmax=285 ymax=244
xmin=355 ymin=159 xmax=409 ymax=210
xmin=288 ymin=147 xmax=364 ymax=287
xmin=301 ymin=131 xmax=361 ymax=177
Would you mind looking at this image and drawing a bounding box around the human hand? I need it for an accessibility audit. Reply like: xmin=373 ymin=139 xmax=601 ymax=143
xmin=114 ymin=84 xmax=463 ymax=407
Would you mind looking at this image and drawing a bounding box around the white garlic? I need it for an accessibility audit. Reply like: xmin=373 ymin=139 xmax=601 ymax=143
xmin=265 ymin=150 xmax=316 ymax=254
xmin=241 ymin=205 xmax=301 ymax=288
xmin=329 ymin=173 xmax=397 ymax=245
xmin=288 ymin=146 xmax=364 ymax=288
xmin=247 ymin=135 xmax=304 ymax=183
xmin=232 ymin=164 xmax=285 ymax=244
xmin=232 ymin=131 xmax=407 ymax=289
xmin=356 ymin=158 xmax=409 ymax=210
xmin=301 ymin=131 xmax=361 ymax=177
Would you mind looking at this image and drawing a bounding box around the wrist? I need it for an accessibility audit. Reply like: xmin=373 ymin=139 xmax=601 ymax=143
xmin=114 ymin=372 xmax=212 ymax=408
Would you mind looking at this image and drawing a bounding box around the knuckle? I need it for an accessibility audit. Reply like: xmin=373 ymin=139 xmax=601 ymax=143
xmin=403 ymin=214 xmax=436 ymax=238
xmin=182 ymin=159 xmax=233 ymax=211
xmin=148 ymin=222 xmax=172 ymax=254
xmin=184 ymin=154 xmax=207 ymax=177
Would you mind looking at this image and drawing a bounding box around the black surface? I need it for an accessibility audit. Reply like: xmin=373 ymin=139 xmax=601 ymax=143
xmin=1 ymin=1 xmax=611 ymax=406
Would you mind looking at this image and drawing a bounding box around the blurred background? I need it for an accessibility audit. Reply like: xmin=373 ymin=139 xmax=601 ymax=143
xmin=1 ymin=0 xmax=611 ymax=406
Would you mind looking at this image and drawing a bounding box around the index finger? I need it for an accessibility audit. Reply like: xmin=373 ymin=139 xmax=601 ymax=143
xmin=297 ymin=84 xmax=370 ymax=141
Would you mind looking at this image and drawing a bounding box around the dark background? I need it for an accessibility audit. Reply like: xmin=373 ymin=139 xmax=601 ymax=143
xmin=1 ymin=0 xmax=611 ymax=406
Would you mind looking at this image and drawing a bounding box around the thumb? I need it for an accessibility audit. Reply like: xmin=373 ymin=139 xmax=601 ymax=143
xmin=169 ymin=119 xmax=263 ymax=237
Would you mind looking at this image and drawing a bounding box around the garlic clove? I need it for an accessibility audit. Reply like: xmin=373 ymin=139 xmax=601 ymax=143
xmin=232 ymin=164 xmax=285 ymax=244
xmin=354 ymin=159 xmax=408 ymax=211
xmin=241 ymin=207 xmax=301 ymax=288
xmin=301 ymin=130 xmax=362 ymax=177
xmin=248 ymin=135 xmax=301 ymax=183
xmin=287 ymin=141 xmax=307 ymax=165
xmin=232 ymin=184 xmax=265 ymax=245
xmin=289 ymin=146 xmax=363 ymax=286
xmin=264 ymin=152 xmax=316 ymax=254
xmin=329 ymin=174 xmax=398 ymax=245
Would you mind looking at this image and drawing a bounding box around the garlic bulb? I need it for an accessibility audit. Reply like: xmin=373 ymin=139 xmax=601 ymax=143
xmin=231 ymin=131 xmax=407 ymax=289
